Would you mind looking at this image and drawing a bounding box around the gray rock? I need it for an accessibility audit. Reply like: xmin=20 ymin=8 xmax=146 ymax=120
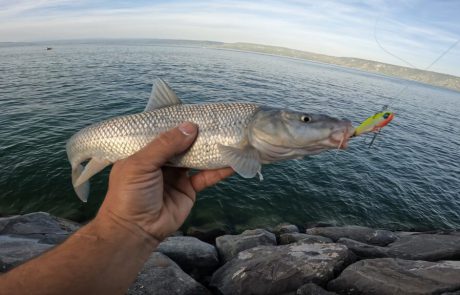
xmin=156 ymin=236 xmax=219 ymax=277
xmin=338 ymin=233 xmax=460 ymax=261
xmin=386 ymin=234 xmax=460 ymax=261
xmin=337 ymin=238 xmax=388 ymax=259
xmin=0 ymin=212 xmax=79 ymax=244
xmin=279 ymin=233 xmax=333 ymax=245
xmin=0 ymin=235 xmax=54 ymax=272
xmin=216 ymin=229 xmax=276 ymax=263
xmin=306 ymin=225 xmax=397 ymax=246
xmin=273 ymin=224 xmax=299 ymax=236
xmin=328 ymin=258 xmax=460 ymax=295
xmin=296 ymin=283 xmax=337 ymax=295
xmin=186 ymin=223 xmax=229 ymax=244
xmin=210 ymin=242 xmax=355 ymax=295
xmin=169 ymin=230 xmax=184 ymax=237
xmin=128 ymin=252 xmax=210 ymax=295
xmin=395 ymin=231 xmax=422 ymax=237
xmin=305 ymin=222 xmax=335 ymax=229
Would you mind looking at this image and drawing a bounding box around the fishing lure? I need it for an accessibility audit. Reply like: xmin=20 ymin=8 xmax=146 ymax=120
xmin=354 ymin=109 xmax=394 ymax=136
xmin=352 ymin=108 xmax=394 ymax=147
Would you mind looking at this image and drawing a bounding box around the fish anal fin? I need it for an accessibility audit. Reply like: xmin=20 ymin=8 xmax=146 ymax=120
xmin=218 ymin=144 xmax=262 ymax=179
xmin=73 ymin=158 xmax=111 ymax=189
xmin=145 ymin=78 xmax=182 ymax=111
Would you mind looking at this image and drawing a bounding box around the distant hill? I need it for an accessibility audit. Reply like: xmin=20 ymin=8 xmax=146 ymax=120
xmin=210 ymin=42 xmax=460 ymax=92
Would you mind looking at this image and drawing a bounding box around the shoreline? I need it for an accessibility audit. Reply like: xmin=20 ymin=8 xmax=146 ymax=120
xmin=1 ymin=212 xmax=460 ymax=294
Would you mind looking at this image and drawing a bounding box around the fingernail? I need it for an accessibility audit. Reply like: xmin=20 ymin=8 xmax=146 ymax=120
xmin=179 ymin=122 xmax=196 ymax=136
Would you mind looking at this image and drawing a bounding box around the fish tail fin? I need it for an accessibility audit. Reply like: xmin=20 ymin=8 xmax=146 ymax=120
xmin=72 ymin=164 xmax=90 ymax=202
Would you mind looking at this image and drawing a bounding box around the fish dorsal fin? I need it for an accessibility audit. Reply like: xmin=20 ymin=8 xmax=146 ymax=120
xmin=145 ymin=78 xmax=182 ymax=111
xmin=218 ymin=144 xmax=262 ymax=180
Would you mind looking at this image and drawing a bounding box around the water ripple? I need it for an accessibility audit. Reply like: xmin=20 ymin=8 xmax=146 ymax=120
xmin=0 ymin=42 xmax=459 ymax=230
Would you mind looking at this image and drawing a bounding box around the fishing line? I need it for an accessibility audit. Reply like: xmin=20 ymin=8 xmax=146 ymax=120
xmin=362 ymin=10 xmax=459 ymax=147
xmin=373 ymin=13 xmax=460 ymax=108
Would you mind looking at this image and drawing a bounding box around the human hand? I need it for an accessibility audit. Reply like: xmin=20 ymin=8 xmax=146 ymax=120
xmin=98 ymin=122 xmax=234 ymax=242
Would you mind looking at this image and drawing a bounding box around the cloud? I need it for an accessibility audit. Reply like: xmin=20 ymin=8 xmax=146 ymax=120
xmin=0 ymin=0 xmax=459 ymax=76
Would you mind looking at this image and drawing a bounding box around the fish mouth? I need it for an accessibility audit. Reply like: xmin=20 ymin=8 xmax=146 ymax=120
xmin=328 ymin=122 xmax=354 ymax=149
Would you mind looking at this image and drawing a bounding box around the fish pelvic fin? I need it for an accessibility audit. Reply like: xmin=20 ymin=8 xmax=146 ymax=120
xmin=72 ymin=165 xmax=90 ymax=202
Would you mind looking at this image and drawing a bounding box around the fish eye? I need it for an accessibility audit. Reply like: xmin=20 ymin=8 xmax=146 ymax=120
xmin=383 ymin=113 xmax=390 ymax=119
xmin=300 ymin=115 xmax=311 ymax=123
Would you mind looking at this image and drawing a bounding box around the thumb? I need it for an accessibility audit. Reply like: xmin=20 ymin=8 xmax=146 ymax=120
xmin=130 ymin=122 xmax=198 ymax=171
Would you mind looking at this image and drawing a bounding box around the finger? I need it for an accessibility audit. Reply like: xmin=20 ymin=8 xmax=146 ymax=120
xmin=163 ymin=167 xmax=189 ymax=183
xmin=190 ymin=167 xmax=234 ymax=192
xmin=130 ymin=122 xmax=198 ymax=171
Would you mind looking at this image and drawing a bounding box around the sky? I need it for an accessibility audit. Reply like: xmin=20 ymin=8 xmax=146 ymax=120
xmin=1 ymin=0 xmax=459 ymax=76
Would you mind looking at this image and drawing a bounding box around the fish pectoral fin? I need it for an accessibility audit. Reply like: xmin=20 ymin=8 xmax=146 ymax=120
xmin=218 ymin=144 xmax=262 ymax=179
xmin=145 ymin=78 xmax=182 ymax=111
xmin=73 ymin=158 xmax=111 ymax=188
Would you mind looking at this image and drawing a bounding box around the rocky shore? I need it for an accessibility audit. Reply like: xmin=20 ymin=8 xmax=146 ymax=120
xmin=1 ymin=212 xmax=460 ymax=294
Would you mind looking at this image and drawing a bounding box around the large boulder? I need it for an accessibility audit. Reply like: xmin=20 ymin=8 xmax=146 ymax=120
xmin=216 ymin=229 xmax=276 ymax=263
xmin=338 ymin=233 xmax=460 ymax=261
xmin=273 ymin=224 xmax=299 ymax=237
xmin=306 ymin=226 xmax=397 ymax=246
xmin=0 ymin=235 xmax=54 ymax=272
xmin=0 ymin=212 xmax=79 ymax=244
xmin=279 ymin=233 xmax=333 ymax=245
xmin=296 ymin=283 xmax=338 ymax=295
xmin=210 ymin=242 xmax=355 ymax=295
xmin=186 ymin=223 xmax=230 ymax=244
xmin=337 ymin=238 xmax=388 ymax=259
xmin=128 ymin=252 xmax=210 ymax=295
xmin=386 ymin=234 xmax=460 ymax=261
xmin=155 ymin=236 xmax=219 ymax=277
xmin=328 ymin=258 xmax=460 ymax=295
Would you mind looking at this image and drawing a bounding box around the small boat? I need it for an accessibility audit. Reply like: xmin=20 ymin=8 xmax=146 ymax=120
xmin=46 ymin=47 xmax=53 ymax=51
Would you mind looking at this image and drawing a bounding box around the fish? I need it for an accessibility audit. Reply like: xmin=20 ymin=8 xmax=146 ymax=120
xmin=66 ymin=79 xmax=354 ymax=202
xmin=353 ymin=110 xmax=394 ymax=137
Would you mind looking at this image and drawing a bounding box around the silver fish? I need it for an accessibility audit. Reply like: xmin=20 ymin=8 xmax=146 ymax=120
xmin=67 ymin=79 xmax=353 ymax=202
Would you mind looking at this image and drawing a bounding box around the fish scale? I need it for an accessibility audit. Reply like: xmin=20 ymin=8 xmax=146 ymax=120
xmin=67 ymin=102 xmax=259 ymax=169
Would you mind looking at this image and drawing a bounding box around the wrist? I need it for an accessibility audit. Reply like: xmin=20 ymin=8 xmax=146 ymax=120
xmin=92 ymin=208 xmax=160 ymax=251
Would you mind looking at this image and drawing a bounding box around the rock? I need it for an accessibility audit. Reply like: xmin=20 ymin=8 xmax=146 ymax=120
xmin=279 ymin=233 xmax=333 ymax=245
xmin=186 ymin=223 xmax=229 ymax=244
xmin=273 ymin=224 xmax=299 ymax=236
xmin=0 ymin=235 xmax=54 ymax=272
xmin=306 ymin=225 xmax=397 ymax=246
xmin=337 ymin=233 xmax=460 ymax=261
xmin=305 ymin=222 xmax=335 ymax=229
xmin=337 ymin=238 xmax=388 ymax=259
xmin=215 ymin=229 xmax=277 ymax=263
xmin=386 ymin=234 xmax=460 ymax=261
xmin=0 ymin=212 xmax=79 ymax=244
xmin=296 ymin=283 xmax=337 ymax=295
xmin=395 ymin=231 xmax=422 ymax=237
xmin=449 ymin=231 xmax=460 ymax=237
xmin=210 ymin=242 xmax=355 ymax=295
xmin=156 ymin=236 xmax=219 ymax=277
xmin=169 ymin=230 xmax=184 ymax=237
xmin=128 ymin=252 xmax=210 ymax=295
xmin=328 ymin=258 xmax=460 ymax=295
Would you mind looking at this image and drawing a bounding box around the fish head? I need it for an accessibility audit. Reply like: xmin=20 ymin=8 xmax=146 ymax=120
xmin=248 ymin=107 xmax=354 ymax=162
